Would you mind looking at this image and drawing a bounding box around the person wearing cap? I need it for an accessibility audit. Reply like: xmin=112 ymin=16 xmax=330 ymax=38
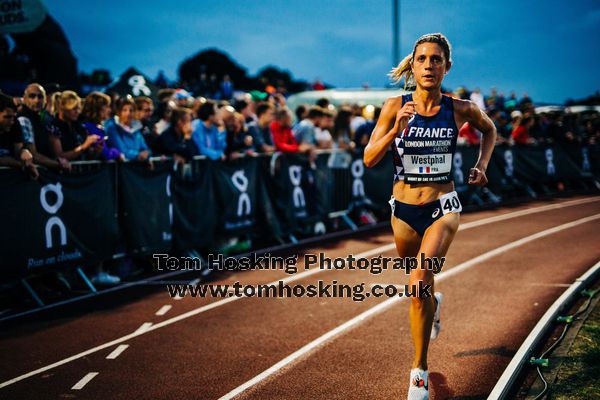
xmin=174 ymin=89 xmax=192 ymax=108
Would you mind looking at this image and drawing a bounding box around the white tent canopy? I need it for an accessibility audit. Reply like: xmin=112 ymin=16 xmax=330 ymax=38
xmin=286 ymin=88 xmax=411 ymax=112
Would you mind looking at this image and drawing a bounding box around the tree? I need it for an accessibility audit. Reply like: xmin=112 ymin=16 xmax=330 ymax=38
xmin=178 ymin=48 xmax=251 ymax=90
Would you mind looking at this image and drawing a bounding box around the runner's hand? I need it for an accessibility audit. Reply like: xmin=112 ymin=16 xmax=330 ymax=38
xmin=393 ymin=101 xmax=417 ymax=134
xmin=468 ymin=167 xmax=488 ymax=186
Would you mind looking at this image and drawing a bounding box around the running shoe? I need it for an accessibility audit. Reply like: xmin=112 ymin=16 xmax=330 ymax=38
xmin=91 ymin=271 xmax=121 ymax=286
xmin=407 ymin=368 xmax=429 ymax=400
xmin=430 ymin=292 xmax=443 ymax=339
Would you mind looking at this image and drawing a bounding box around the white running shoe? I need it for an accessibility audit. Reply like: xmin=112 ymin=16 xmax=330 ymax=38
xmin=407 ymin=368 xmax=429 ymax=400
xmin=430 ymin=292 xmax=443 ymax=340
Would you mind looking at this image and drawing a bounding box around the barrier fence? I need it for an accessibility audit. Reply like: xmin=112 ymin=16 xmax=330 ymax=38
xmin=1 ymin=144 xmax=599 ymax=282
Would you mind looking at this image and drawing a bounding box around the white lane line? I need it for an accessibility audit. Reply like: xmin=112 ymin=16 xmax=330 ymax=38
xmin=155 ymin=305 xmax=172 ymax=316
xmin=457 ymin=196 xmax=600 ymax=231
xmin=106 ymin=345 xmax=129 ymax=360
xmin=217 ymin=213 xmax=600 ymax=400
xmin=0 ymin=198 xmax=596 ymax=390
xmin=529 ymin=283 xmax=572 ymax=288
xmin=134 ymin=322 xmax=153 ymax=334
xmin=71 ymin=372 xmax=98 ymax=390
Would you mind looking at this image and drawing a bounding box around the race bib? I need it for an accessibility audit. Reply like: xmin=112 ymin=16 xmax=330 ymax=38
xmin=439 ymin=191 xmax=462 ymax=215
xmin=403 ymin=153 xmax=452 ymax=175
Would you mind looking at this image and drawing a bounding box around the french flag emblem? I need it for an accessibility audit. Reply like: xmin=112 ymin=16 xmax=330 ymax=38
xmin=419 ymin=167 xmax=431 ymax=173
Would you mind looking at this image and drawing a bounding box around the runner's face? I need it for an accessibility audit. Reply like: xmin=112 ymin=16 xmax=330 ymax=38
xmin=411 ymin=43 xmax=450 ymax=90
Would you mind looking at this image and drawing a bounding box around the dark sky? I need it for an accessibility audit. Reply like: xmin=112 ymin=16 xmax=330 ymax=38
xmin=48 ymin=0 xmax=600 ymax=103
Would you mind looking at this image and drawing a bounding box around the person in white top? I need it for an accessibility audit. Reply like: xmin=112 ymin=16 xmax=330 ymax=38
xmin=470 ymin=88 xmax=486 ymax=110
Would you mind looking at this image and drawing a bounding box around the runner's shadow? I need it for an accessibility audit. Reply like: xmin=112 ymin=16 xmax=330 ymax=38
xmin=453 ymin=346 xmax=514 ymax=358
xmin=430 ymin=373 xmax=488 ymax=400
xmin=429 ymin=372 xmax=452 ymax=399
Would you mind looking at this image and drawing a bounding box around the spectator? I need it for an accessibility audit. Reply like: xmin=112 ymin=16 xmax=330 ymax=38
xmin=496 ymin=92 xmax=506 ymax=111
xmin=156 ymin=88 xmax=176 ymax=103
xmin=0 ymin=94 xmax=38 ymax=178
xmin=293 ymin=106 xmax=323 ymax=145
xmin=350 ymin=104 xmax=366 ymax=135
xmin=155 ymin=107 xmax=198 ymax=164
xmin=133 ymin=96 xmax=158 ymax=151
xmin=354 ymin=106 xmax=381 ymax=149
xmin=80 ymin=92 xmax=122 ymax=161
xmin=458 ymin=122 xmax=481 ymax=145
xmin=271 ymin=107 xmax=315 ymax=158
xmin=233 ymin=98 xmax=257 ymax=124
xmin=246 ymin=102 xmax=276 ymax=153
xmin=486 ymin=87 xmax=498 ymax=110
xmin=293 ymin=104 xmax=307 ymax=130
xmin=105 ymin=96 xmax=151 ymax=162
xmin=316 ymin=97 xmax=330 ymax=109
xmin=470 ymin=88 xmax=486 ymax=110
xmin=520 ymin=92 xmax=533 ymax=107
xmin=315 ymin=109 xmax=334 ymax=149
xmin=77 ymin=91 xmax=123 ymax=285
xmin=43 ymin=83 xmax=61 ymax=114
xmin=488 ymin=109 xmax=510 ymax=143
xmin=504 ymin=91 xmax=518 ymax=111
xmin=220 ymin=74 xmax=234 ymax=101
xmin=154 ymin=100 xmax=174 ymax=135
xmin=332 ymin=106 xmax=355 ymax=150
xmin=174 ymin=89 xmax=192 ymax=108
xmin=18 ymin=83 xmax=70 ymax=171
xmin=512 ymin=115 xmax=536 ymax=145
xmin=47 ymin=91 xmax=62 ymax=117
xmin=195 ymin=72 xmax=210 ymax=98
xmin=47 ymin=91 xmax=101 ymax=161
xmin=312 ymin=79 xmax=325 ymax=90
xmin=225 ymin=111 xmax=255 ymax=159
xmin=192 ymin=100 xmax=226 ymax=160
xmin=209 ymin=73 xmax=219 ymax=98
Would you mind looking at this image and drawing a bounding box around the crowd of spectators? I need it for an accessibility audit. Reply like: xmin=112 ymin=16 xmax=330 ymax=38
xmin=1 ymin=81 xmax=599 ymax=287
xmin=4 ymin=83 xmax=598 ymax=185
xmin=454 ymin=87 xmax=600 ymax=147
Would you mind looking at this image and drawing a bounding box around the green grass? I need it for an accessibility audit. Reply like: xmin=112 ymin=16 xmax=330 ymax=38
xmin=551 ymin=299 xmax=600 ymax=399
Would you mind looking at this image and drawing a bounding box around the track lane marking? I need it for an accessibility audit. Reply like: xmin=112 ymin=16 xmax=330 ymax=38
xmin=155 ymin=305 xmax=172 ymax=316
xmin=217 ymin=213 xmax=600 ymax=399
xmin=106 ymin=345 xmax=129 ymax=360
xmin=71 ymin=372 xmax=98 ymax=390
xmin=0 ymin=198 xmax=598 ymax=390
xmin=133 ymin=323 xmax=152 ymax=334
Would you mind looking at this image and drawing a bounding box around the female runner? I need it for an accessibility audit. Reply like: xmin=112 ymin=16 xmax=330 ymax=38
xmin=364 ymin=33 xmax=496 ymax=400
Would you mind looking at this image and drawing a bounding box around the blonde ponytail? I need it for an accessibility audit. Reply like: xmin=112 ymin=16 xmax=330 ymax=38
xmin=49 ymin=92 xmax=62 ymax=117
xmin=389 ymin=53 xmax=415 ymax=89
